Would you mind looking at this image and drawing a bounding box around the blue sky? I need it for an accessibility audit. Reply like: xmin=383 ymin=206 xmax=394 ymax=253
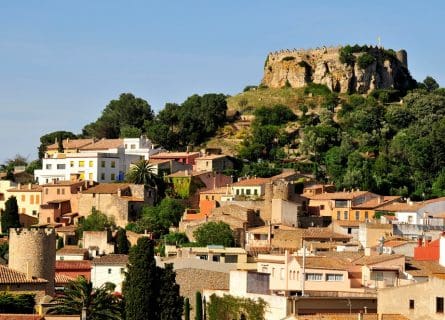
xmin=0 ymin=1 xmax=444 ymax=163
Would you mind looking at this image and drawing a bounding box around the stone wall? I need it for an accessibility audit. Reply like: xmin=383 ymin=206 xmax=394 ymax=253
xmin=175 ymin=268 xmax=230 ymax=319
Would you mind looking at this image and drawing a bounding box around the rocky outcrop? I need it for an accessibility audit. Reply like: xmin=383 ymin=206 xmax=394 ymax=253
xmin=261 ymin=46 xmax=415 ymax=94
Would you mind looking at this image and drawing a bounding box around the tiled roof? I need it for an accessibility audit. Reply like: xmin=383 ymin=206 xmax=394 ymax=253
xmin=196 ymin=154 xmax=227 ymax=160
xmin=151 ymin=152 xmax=200 ymax=158
xmin=148 ymin=158 xmax=172 ymax=164
xmin=55 ymin=225 xmax=77 ymax=233
xmin=405 ymin=259 xmax=445 ymax=277
xmin=166 ymin=170 xmax=212 ymax=178
xmin=333 ymin=220 xmax=361 ymax=227
xmin=352 ymin=196 xmax=401 ymax=209
xmin=55 ymin=273 xmax=76 ymax=284
xmin=80 ymin=139 xmax=124 ymax=150
xmin=56 ymin=260 xmax=92 ymax=270
xmin=0 ymin=265 xmax=47 ymax=284
xmin=46 ymin=138 xmax=95 ymax=150
xmin=57 ymin=246 xmax=88 ymax=256
xmin=306 ymin=191 xmax=371 ymax=200
xmin=42 ymin=180 xmax=85 ymax=187
xmin=352 ymin=254 xmax=404 ymax=266
xmin=81 ymin=183 xmax=130 ymax=194
xmin=248 ymin=225 xmax=298 ymax=234
xmin=92 ymin=254 xmax=129 ymax=266
xmin=295 ymin=256 xmax=350 ymax=270
xmin=383 ymin=240 xmax=411 ymax=248
xmin=201 ymin=187 xmax=231 ymax=195
xmin=303 ymin=228 xmax=352 ymax=240
xmin=7 ymin=184 xmax=42 ymax=192
xmin=378 ymin=197 xmax=445 ymax=213
xmin=232 ymin=178 xmax=270 ymax=187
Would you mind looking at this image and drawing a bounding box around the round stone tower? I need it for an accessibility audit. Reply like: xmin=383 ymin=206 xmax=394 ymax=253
xmin=396 ymin=49 xmax=408 ymax=68
xmin=8 ymin=227 xmax=56 ymax=295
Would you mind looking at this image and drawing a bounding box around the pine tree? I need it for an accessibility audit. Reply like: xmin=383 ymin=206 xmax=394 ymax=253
xmin=184 ymin=298 xmax=190 ymax=320
xmin=1 ymin=196 xmax=20 ymax=233
xmin=195 ymin=291 xmax=203 ymax=320
xmin=158 ymin=263 xmax=183 ymax=320
xmin=123 ymin=237 xmax=159 ymax=320
xmin=115 ymin=228 xmax=130 ymax=254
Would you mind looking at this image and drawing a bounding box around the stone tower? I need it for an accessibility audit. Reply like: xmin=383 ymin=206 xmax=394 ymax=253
xmin=9 ymin=227 xmax=56 ymax=295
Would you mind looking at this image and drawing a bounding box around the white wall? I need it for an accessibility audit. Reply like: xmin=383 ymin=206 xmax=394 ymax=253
xmin=271 ymin=199 xmax=300 ymax=226
xmin=91 ymin=265 xmax=126 ymax=293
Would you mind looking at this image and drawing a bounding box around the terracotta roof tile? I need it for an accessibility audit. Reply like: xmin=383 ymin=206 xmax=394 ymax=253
xmin=333 ymin=220 xmax=361 ymax=227
xmin=352 ymin=196 xmax=401 ymax=209
xmin=46 ymin=138 xmax=94 ymax=151
xmin=295 ymin=256 xmax=351 ymax=270
xmin=352 ymin=254 xmax=404 ymax=266
xmin=0 ymin=265 xmax=48 ymax=284
xmin=405 ymin=259 xmax=445 ymax=277
xmin=151 ymin=152 xmax=200 ymax=159
xmin=196 ymin=154 xmax=228 ymax=161
xmin=55 ymin=273 xmax=76 ymax=284
xmin=92 ymin=254 xmax=128 ymax=266
xmin=306 ymin=191 xmax=372 ymax=200
xmin=81 ymin=183 xmax=130 ymax=194
xmin=57 ymin=246 xmax=88 ymax=256
xmin=80 ymin=139 xmax=124 ymax=150
xmin=378 ymin=197 xmax=445 ymax=212
xmin=233 ymin=178 xmax=270 ymax=187
xmin=303 ymin=228 xmax=352 ymax=240
xmin=56 ymin=260 xmax=92 ymax=270
xmin=200 ymin=187 xmax=231 ymax=195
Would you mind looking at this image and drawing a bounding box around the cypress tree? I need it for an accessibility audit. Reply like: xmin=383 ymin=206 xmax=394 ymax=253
xmin=123 ymin=237 xmax=159 ymax=320
xmin=195 ymin=291 xmax=203 ymax=320
xmin=184 ymin=298 xmax=190 ymax=320
xmin=115 ymin=228 xmax=130 ymax=254
xmin=57 ymin=237 xmax=64 ymax=250
xmin=158 ymin=263 xmax=183 ymax=320
xmin=1 ymin=196 xmax=20 ymax=233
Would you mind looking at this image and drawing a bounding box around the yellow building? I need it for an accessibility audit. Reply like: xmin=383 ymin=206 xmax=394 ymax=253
xmin=7 ymin=183 xmax=43 ymax=217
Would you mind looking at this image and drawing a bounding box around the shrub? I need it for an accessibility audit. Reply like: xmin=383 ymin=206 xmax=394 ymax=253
xmin=243 ymin=85 xmax=257 ymax=92
xmin=357 ymin=53 xmax=376 ymax=69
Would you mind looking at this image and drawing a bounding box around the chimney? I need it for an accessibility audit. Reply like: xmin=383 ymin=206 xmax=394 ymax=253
xmin=17 ymin=183 xmax=21 ymax=190
xmin=28 ymin=183 xmax=32 ymax=190
xmin=378 ymin=195 xmax=384 ymax=204
xmin=117 ymin=188 xmax=122 ymax=197
xmin=417 ymin=237 xmax=423 ymax=247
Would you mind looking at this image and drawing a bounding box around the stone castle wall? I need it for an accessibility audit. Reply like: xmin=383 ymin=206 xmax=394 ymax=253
xmin=8 ymin=228 xmax=56 ymax=296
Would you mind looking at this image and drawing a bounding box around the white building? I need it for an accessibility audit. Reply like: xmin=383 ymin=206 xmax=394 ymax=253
xmin=35 ymin=137 xmax=163 ymax=184
xmin=91 ymin=254 xmax=128 ymax=293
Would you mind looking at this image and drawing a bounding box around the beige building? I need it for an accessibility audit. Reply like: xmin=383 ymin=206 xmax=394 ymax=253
xmin=0 ymin=180 xmax=16 ymax=211
xmin=194 ymin=154 xmax=233 ymax=172
xmin=358 ymin=222 xmax=394 ymax=248
xmin=7 ymin=183 xmax=42 ymax=217
xmin=78 ymin=183 xmax=155 ymax=227
xmin=378 ymin=276 xmax=445 ymax=320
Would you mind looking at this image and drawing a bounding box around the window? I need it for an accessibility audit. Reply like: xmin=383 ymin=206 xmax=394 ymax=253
xmin=280 ymin=268 xmax=285 ymax=280
xmin=100 ymin=173 xmax=105 ymax=180
xmin=371 ymin=271 xmax=384 ymax=281
xmin=409 ymin=299 xmax=415 ymax=310
xmin=337 ymin=211 xmax=341 ymax=220
xmin=46 ymin=164 xmax=52 ymax=169
xmin=30 ymin=195 xmax=34 ymax=204
xmin=326 ymin=274 xmax=343 ymax=281
xmin=36 ymin=195 xmax=40 ymax=203
xmin=246 ymin=189 xmax=251 ymax=195
xmin=21 ymin=195 xmax=25 ymax=202
xmin=70 ymin=161 xmax=74 ymax=168
xmin=335 ymin=200 xmax=348 ymax=208
xmin=111 ymin=173 xmax=116 ymax=181
xmin=236 ymin=189 xmax=240 ymax=195
xmin=120 ymin=268 xmax=125 ymax=274
xmin=61 ymin=189 xmax=65 ymax=195
xmin=365 ymin=211 xmax=369 ymax=220
xmin=261 ymin=266 xmax=268 ymax=273
xmin=57 ymin=188 xmax=60 ymax=195
xmin=32 ymin=210 xmax=37 ymax=216
xmin=254 ymin=189 xmax=258 ymax=195
xmin=343 ymin=211 xmax=348 ymax=220
xmin=47 ymin=217 xmax=50 ymax=223
xmin=89 ymin=161 xmax=94 ymax=167
xmin=205 ymin=195 xmax=209 ymax=200
xmin=108 ymin=268 xmax=112 ymax=275
xmin=355 ymin=211 xmax=360 ymax=220
xmin=88 ymin=173 xmax=93 ymax=180
xmin=131 ymin=144 xmax=136 ymax=149
xmin=101 ymin=161 xmax=105 ymax=168
xmin=111 ymin=161 xmax=116 ymax=168
xmin=57 ymin=164 xmax=65 ymax=170
xmin=206 ymin=161 xmax=209 ymax=167
xmin=45 ymin=188 xmax=48 ymax=195
xmin=320 ymin=205 xmax=325 ymax=210
xmin=79 ymin=161 xmax=85 ymax=167
xmin=437 ymin=297 xmax=444 ymax=313
xmin=272 ymin=268 xmax=275 ymax=277
xmin=306 ymin=273 xmax=323 ymax=281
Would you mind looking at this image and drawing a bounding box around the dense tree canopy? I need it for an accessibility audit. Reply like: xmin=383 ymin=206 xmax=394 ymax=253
xmin=1 ymin=196 xmax=20 ymax=233
xmin=193 ymin=222 xmax=235 ymax=247
xmin=83 ymin=93 xmax=154 ymax=139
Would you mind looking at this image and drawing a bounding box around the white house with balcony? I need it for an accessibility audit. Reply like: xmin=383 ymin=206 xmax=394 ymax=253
xmin=34 ymin=137 xmax=163 ymax=184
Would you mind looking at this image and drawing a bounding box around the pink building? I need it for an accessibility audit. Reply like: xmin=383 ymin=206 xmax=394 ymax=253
xmin=150 ymin=151 xmax=201 ymax=165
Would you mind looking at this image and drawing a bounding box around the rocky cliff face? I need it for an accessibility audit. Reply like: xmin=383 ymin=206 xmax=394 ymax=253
xmin=261 ymin=46 xmax=415 ymax=94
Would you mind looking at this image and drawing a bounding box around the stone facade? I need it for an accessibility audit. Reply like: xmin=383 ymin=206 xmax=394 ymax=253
xmin=8 ymin=228 xmax=56 ymax=296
